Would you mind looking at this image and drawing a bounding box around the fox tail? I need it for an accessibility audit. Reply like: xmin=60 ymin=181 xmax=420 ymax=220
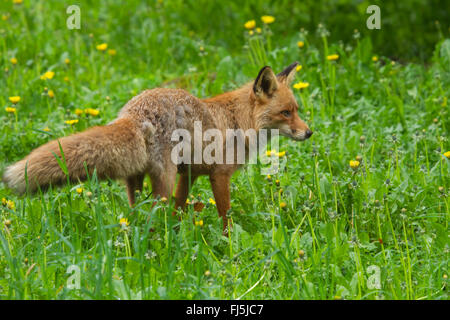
xmin=3 ymin=118 xmax=150 ymax=194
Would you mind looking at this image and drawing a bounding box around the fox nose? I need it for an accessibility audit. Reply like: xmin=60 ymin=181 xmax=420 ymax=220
xmin=305 ymin=129 xmax=313 ymax=139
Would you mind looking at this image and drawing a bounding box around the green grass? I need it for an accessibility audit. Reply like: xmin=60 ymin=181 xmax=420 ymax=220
xmin=0 ymin=1 xmax=449 ymax=300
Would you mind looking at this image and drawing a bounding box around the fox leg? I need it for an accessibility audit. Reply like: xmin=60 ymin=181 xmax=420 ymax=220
xmin=126 ymin=173 xmax=145 ymax=207
xmin=209 ymin=172 xmax=232 ymax=233
xmin=174 ymin=173 xmax=198 ymax=214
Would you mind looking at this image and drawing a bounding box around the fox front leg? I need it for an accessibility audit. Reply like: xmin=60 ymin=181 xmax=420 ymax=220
xmin=209 ymin=172 xmax=232 ymax=234
xmin=126 ymin=174 xmax=145 ymax=207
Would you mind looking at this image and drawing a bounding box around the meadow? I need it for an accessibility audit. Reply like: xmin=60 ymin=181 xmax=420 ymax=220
xmin=0 ymin=1 xmax=449 ymax=299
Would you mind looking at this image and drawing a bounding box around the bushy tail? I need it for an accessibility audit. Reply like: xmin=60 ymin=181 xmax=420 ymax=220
xmin=3 ymin=118 xmax=149 ymax=194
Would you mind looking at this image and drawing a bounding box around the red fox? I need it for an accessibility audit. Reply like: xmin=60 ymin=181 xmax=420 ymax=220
xmin=3 ymin=62 xmax=312 ymax=231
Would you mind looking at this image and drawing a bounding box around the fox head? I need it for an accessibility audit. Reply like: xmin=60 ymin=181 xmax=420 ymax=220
xmin=252 ymin=62 xmax=313 ymax=141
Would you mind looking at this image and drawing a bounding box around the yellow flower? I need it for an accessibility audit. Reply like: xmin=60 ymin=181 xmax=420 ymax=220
xmin=43 ymin=127 xmax=50 ymax=132
xmin=248 ymin=30 xmax=254 ymax=36
xmin=296 ymin=65 xmax=302 ymax=72
xmin=244 ymin=20 xmax=256 ymax=29
xmin=349 ymin=160 xmax=360 ymax=169
xmin=76 ymin=187 xmax=83 ymax=194
xmin=6 ymin=200 xmax=15 ymax=210
xmin=107 ymin=49 xmax=117 ymax=56
xmin=5 ymin=107 xmax=16 ymax=113
xmin=195 ymin=219 xmax=204 ymax=227
xmin=280 ymin=201 xmax=287 ymax=209
xmin=261 ymin=15 xmax=275 ymax=24
xmin=64 ymin=58 xmax=71 ymax=64
xmin=293 ymin=82 xmax=309 ymax=90
xmin=13 ymin=0 xmax=23 ymax=4
xmin=85 ymin=108 xmax=99 ymax=116
xmin=160 ymin=196 xmax=167 ymax=202
xmin=255 ymin=27 xmax=262 ymax=34
xmin=297 ymin=41 xmax=305 ymax=48
xmin=277 ymin=151 xmax=286 ymax=157
xmin=372 ymin=56 xmax=378 ymax=62
xmin=10 ymin=57 xmax=17 ymax=65
xmin=74 ymin=108 xmax=84 ymax=116
xmin=65 ymin=119 xmax=79 ymax=125
xmin=327 ymin=54 xmax=339 ymax=61
xmin=1 ymin=198 xmax=6 ymax=205
xmin=9 ymin=96 xmax=20 ymax=104
xmin=64 ymin=76 xmax=70 ymax=82
xmin=2 ymin=14 xmax=9 ymax=21
xmin=96 ymin=43 xmax=108 ymax=51
xmin=186 ymin=198 xmax=190 ymax=204
xmin=119 ymin=218 xmax=129 ymax=227
xmin=48 ymin=90 xmax=55 ymax=98
xmin=40 ymin=71 xmax=55 ymax=80
xmin=208 ymin=198 xmax=216 ymax=205
xmin=444 ymin=151 xmax=450 ymax=159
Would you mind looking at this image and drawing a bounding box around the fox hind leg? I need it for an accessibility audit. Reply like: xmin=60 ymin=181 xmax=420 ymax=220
xmin=126 ymin=173 xmax=145 ymax=207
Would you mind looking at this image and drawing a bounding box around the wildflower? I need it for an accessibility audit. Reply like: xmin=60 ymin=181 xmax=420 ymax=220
xmin=275 ymin=179 xmax=280 ymax=186
xmin=293 ymin=81 xmax=309 ymax=90
xmin=349 ymin=160 xmax=360 ymax=169
xmin=327 ymin=54 xmax=339 ymax=61
xmin=244 ymin=20 xmax=256 ymax=29
xmin=248 ymin=30 xmax=254 ymax=36
xmin=280 ymin=201 xmax=287 ymax=209
xmin=160 ymin=196 xmax=167 ymax=202
xmin=296 ymin=65 xmax=302 ymax=72
xmin=13 ymin=0 xmax=23 ymax=4
xmin=40 ymin=71 xmax=55 ymax=80
xmin=4 ymin=219 xmax=12 ymax=227
xmin=277 ymin=151 xmax=286 ymax=157
xmin=2 ymin=14 xmax=9 ymax=21
xmin=438 ymin=186 xmax=444 ymax=193
xmin=297 ymin=41 xmax=305 ymax=48
xmin=355 ymin=155 xmax=362 ymax=162
xmin=96 ymin=43 xmax=108 ymax=51
xmin=5 ymin=107 xmax=16 ymax=113
xmin=208 ymin=198 xmax=216 ymax=205
xmin=372 ymin=56 xmax=378 ymax=62
xmin=64 ymin=76 xmax=69 ymax=82
xmin=43 ymin=127 xmax=50 ymax=132
xmin=298 ymin=250 xmax=305 ymax=257
xmin=119 ymin=217 xmax=129 ymax=227
xmin=65 ymin=119 xmax=79 ymax=125
xmin=76 ymin=187 xmax=83 ymax=194
xmin=444 ymin=151 xmax=450 ymax=159
xmin=195 ymin=219 xmax=204 ymax=227
xmin=261 ymin=15 xmax=275 ymax=24
xmin=86 ymin=191 xmax=93 ymax=197
xmin=108 ymin=49 xmax=117 ymax=56
xmin=64 ymin=58 xmax=71 ymax=64
xmin=74 ymin=108 xmax=84 ymax=116
xmin=2 ymin=198 xmax=6 ymax=205
xmin=6 ymin=200 xmax=15 ymax=210
xmin=266 ymin=150 xmax=275 ymax=157
xmin=204 ymin=270 xmax=211 ymax=276
xmin=85 ymin=108 xmax=99 ymax=116
xmin=186 ymin=198 xmax=190 ymax=205
xmin=9 ymin=96 xmax=20 ymax=104
xmin=47 ymin=90 xmax=55 ymax=98
xmin=10 ymin=57 xmax=17 ymax=65
xmin=266 ymin=174 xmax=272 ymax=181
xmin=255 ymin=27 xmax=262 ymax=34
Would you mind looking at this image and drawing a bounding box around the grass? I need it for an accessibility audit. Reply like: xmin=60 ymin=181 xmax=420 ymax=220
xmin=0 ymin=0 xmax=449 ymax=300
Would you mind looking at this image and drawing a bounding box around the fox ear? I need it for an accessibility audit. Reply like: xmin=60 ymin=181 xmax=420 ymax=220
xmin=253 ymin=66 xmax=278 ymax=97
xmin=277 ymin=62 xmax=299 ymax=85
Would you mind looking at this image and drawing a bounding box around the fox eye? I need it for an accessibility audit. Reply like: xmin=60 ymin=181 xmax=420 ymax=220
xmin=281 ymin=110 xmax=291 ymax=117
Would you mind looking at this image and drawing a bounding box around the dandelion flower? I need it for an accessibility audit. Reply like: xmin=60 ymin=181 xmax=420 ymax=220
xmin=65 ymin=119 xmax=79 ymax=125
xmin=10 ymin=57 xmax=17 ymax=65
xmin=244 ymin=20 xmax=256 ymax=29
xmin=277 ymin=151 xmax=286 ymax=157
xmin=48 ymin=90 xmax=55 ymax=98
xmin=13 ymin=0 xmax=23 ymax=4
xmin=74 ymin=108 xmax=84 ymax=116
xmin=195 ymin=219 xmax=204 ymax=227
xmin=119 ymin=218 xmax=129 ymax=227
xmin=43 ymin=127 xmax=50 ymax=132
xmin=6 ymin=200 xmax=15 ymax=210
xmin=327 ymin=54 xmax=339 ymax=61
xmin=255 ymin=27 xmax=262 ymax=34
xmin=160 ymin=197 xmax=167 ymax=202
xmin=349 ymin=160 xmax=360 ymax=169
xmin=208 ymin=198 xmax=216 ymax=205
xmin=64 ymin=76 xmax=70 ymax=82
xmin=107 ymin=49 xmax=117 ymax=56
xmin=293 ymin=82 xmax=309 ymax=90
xmin=1 ymin=198 xmax=7 ymax=205
xmin=40 ymin=71 xmax=55 ymax=80
xmin=85 ymin=108 xmax=99 ymax=116
xmin=261 ymin=15 xmax=275 ymax=24
xmin=76 ymin=187 xmax=83 ymax=194
xmin=280 ymin=201 xmax=287 ymax=209
xmin=2 ymin=14 xmax=9 ymax=21
xmin=297 ymin=41 xmax=305 ymax=48
xmin=64 ymin=58 xmax=71 ymax=64
xmin=372 ymin=56 xmax=378 ymax=62
xmin=96 ymin=43 xmax=108 ymax=51
xmin=444 ymin=151 xmax=450 ymax=159
xmin=5 ymin=107 xmax=16 ymax=113
xmin=9 ymin=96 xmax=20 ymax=104
xmin=186 ymin=198 xmax=190 ymax=204
xmin=248 ymin=30 xmax=254 ymax=36
xmin=296 ymin=65 xmax=302 ymax=72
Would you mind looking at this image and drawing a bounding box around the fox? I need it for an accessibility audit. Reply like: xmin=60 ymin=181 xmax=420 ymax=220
xmin=3 ymin=62 xmax=312 ymax=232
